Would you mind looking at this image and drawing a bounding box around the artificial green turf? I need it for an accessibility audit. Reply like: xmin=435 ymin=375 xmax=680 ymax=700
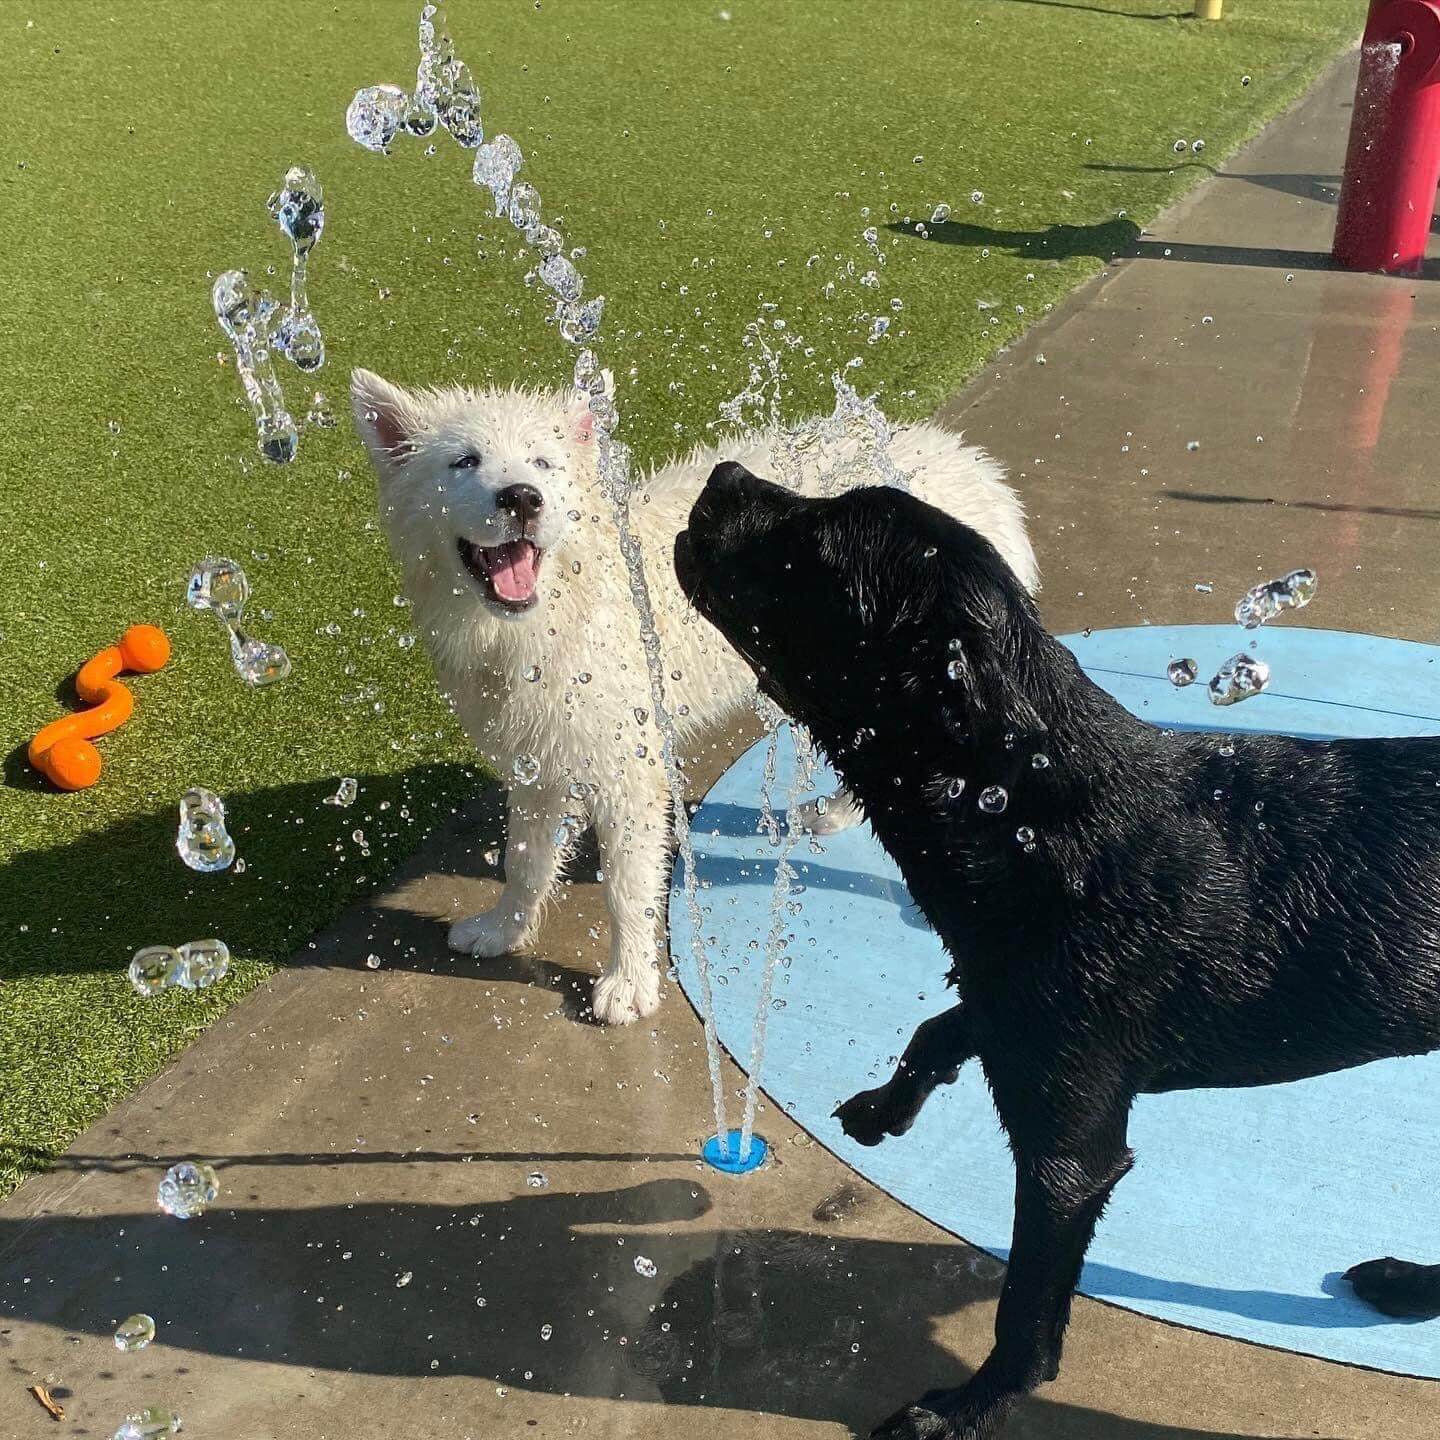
xmin=0 ymin=0 xmax=1363 ymax=1193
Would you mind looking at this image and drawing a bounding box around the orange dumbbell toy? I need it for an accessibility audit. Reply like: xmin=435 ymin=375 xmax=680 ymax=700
xmin=29 ymin=624 xmax=171 ymax=790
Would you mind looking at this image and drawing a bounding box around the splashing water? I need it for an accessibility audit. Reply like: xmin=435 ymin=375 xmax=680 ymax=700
xmin=325 ymin=777 xmax=359 ymax=807
xmin=213 ymin=167 xmax=327 ymax=461
xmin=185 ymin=555 xmax=291 ymax=687
xmin=268 ymin=165 xmax=326 ymax=370
xmin=736 ymin=718 xmax=815 ymax=1161
xmin=350 ymin=4 xmax=921 ymax=1160
xmin=1234 ymin=568 xmax=1317 ymax=629
xmin=113 ymin=1314 xmax=156 ymax=1353
xmin=1208 ymin=652 xmax=1270 ymax=706
xmin=348 ymin=4 xmax=482 ymax=157
xmin=156 ymin=1161 xmax=219 ymax=1219
xmin=345 ymin=25 xmax=738 ymax=1145
xmin=129 ymin=940 xmax=231 ymax=997
xmin=213 ymin=270 xmax=297 ymax=463
xmin=176 ymin=785 xmax=235 ymax=872
xmin=111 ymin=1407 xmax=182 ymax=1440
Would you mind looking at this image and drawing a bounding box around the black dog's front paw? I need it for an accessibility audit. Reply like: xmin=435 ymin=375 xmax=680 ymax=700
xmin=833 ymin=1083 xmax=919 ymax=1147
xmin=870 ymin=1402 xmax=953 ymax=1440
xmin=1347 ymin=1256 xmax=1440 ymax=1318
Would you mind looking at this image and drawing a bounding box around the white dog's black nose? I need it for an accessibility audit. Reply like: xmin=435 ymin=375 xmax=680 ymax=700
xmin=497 ymin=482 xmax=544 ymax=520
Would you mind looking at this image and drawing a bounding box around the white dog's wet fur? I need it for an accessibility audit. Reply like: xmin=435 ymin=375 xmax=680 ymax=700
xmin=351 ymin=368 xmax=1038 ymax=1024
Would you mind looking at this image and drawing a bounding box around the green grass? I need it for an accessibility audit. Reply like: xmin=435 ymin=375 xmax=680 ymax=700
xmin=0 ymin=0 xmax=1363 ymax=1193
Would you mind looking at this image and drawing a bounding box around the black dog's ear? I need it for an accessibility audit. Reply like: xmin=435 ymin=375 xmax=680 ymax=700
xmin=934 ymin=633 xmax=1047 ymax=738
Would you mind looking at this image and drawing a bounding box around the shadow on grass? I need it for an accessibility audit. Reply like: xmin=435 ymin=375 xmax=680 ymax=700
xmin=0 ymin=1179 xmax=1345 ymax=1440
xmin=0 ymin=762 xmax=484 ymax=983
xmin=889 ymin=215 xmax=1440 ymax=279
xmin=1001 ymin=0 xmax=1190 ymax=19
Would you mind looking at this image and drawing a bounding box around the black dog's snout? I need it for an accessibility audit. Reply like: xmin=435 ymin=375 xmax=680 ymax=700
xmin=497 ymin=482 xmax=545 ymax=520
xmin=691 ymin=461 xmax=797 ymax=536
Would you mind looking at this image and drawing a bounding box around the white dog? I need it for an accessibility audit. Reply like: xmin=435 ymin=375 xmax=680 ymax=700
xmin=351 ymin=369 xmax=1038 ymax=1024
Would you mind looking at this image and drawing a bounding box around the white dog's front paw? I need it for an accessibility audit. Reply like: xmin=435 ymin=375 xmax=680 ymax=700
xmin=591 ymin=965 xmax=662 ymax=1026
xmin=791 ymin=788 xmax=865 ymax=836
xmin=448 ymin=906 xmax=533 ymax=957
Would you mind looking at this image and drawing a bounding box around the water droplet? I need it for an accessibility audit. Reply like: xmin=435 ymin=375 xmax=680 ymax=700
xmin=177 ymin=938 xmax=230 ymax=991
xmin=539 ymin=251 xmax=583 ymax=303
xmin=1031 ymin=753 xmax=1050 ymax=770
xmin=176 ymin=786 xmax=235 ymax=872
xmin=185 ymin=556 xmax=249 ymax=621
xmin=1186 ymin=440 xmax=1200 ymax=452
xmin=325 ymin=777 xmax=359 ymax=807
xmin=1192 ymin=139 xmax=1206 ymax=154
xmin=473 ymin=133 xmax=524 ymax=215
xmin=1234 ymin=569 xmax=1317 ymax=629
xmin=634 ymin=1254 xmax=658 ymax=1278
xmin=1167 ymin=657 xmax=1199 ymax=687
xmin=540 ymin=1323 xmax=553 ymax=1340
xmin=230 ymin=631 xmax=292 ymax=687
xmin=1208 ymin=653 xmax=1270 ymax=706
xmin=113 ymin=1313 xmax=156 ymax=1352
xmin=945 ymin=778 xmax=965 ymax=800
xmin=946 ymin=659 xmax=964 ymax=680
xmin=129 ymin=945 xmax=184 ymax=998
xmin=1173 ymin=139 xmax=1188 ymax=153
xmin=347 ymin=84 xmax=409 ymax=154
xmin=930 ymin=202 xmax=951 ymax=224
xmin=522 ymin=664 xmax=542 ymax=682
xmin=526 ymin=1170 xmax=549 ymax=1188
xmin=1015 ymin=826 xmax=1035 ymax=845
xmin=978 ymin=786 xmax=1008 ymax=814
xmin=483 ymin=846 xmax=501 ymax=866
xmin=156 ymin=1161 xmax=219 ymax=1219
xmin=513 ymin=753 xmax=541 ymax=785
xmin=1194 ymin=581 xmax=1214 ymax=594
xmin=969 ymin=189 xmax=984 ymax=204
xmin=364 ymin=953 xmax=382 ymax=969
xmin=110 ymin=1406 xmax=182 ymax=1440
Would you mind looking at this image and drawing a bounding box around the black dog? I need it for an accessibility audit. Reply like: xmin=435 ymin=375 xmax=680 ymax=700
xmin=675 ymin=462 xmax=1440 ymax=1440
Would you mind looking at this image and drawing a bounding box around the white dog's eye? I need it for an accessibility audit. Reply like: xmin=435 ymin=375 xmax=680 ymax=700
xmin=532 ymin=456 xmax=552 ymax=471
xmin=451 ymin=454 xmax=480 ymax=470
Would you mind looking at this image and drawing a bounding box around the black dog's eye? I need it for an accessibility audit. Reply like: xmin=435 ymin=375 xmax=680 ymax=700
xmin=451 ymin=453 xmax=481 ymax=470
xmin=532 ymin=456 xmax=553 ymax=471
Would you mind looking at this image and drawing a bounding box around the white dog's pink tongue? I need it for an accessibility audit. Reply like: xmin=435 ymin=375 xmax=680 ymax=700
xmin=490 ymin=540 xmax=539 ymax=602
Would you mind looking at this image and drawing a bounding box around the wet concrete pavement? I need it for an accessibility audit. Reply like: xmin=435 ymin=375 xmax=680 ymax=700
xmin=5 ymin=46 xmax=1440 ymax=1440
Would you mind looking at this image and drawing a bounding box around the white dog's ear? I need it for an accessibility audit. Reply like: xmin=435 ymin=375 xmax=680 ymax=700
xmin=567 ymin=368 xmax=615 ymax=445
xmin=351 ymin=369 xmax=425 ymax=474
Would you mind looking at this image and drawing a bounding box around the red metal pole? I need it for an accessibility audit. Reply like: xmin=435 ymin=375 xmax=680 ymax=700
xmin=1333 ymin=0 xmax=1440 ymax=275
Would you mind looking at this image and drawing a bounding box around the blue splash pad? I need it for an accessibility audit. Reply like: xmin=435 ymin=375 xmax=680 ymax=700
xmin=670 ymin=626 xmax=1440 ymax=1376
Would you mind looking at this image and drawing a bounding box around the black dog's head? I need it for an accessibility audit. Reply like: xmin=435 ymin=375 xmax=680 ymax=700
xmin=674 ymin=461 xmax=1049 ymax=769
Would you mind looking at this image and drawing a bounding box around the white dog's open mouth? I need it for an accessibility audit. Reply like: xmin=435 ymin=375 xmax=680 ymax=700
xmin=457 ymin=537 xmax=544 ymax=612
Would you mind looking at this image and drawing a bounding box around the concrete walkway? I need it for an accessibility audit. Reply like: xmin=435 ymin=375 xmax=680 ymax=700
xmin=6 ymin=49 xmax=1440 ymax=1440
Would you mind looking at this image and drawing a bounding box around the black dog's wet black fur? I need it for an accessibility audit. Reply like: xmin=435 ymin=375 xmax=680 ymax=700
xmin=675 ymin=463 xmax=1440 ymax=1440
